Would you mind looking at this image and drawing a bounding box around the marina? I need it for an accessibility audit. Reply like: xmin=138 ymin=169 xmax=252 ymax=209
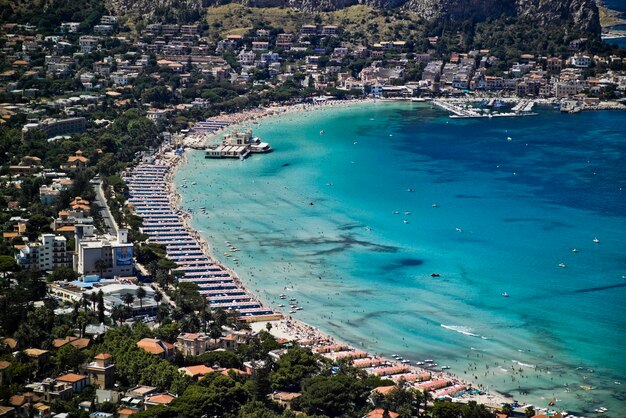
xmin=432 ymin=98 xmax=539 ymax=118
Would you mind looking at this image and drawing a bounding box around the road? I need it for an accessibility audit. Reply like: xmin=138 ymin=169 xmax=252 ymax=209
xmin=92 ymin=179 xmax=118 ymax=235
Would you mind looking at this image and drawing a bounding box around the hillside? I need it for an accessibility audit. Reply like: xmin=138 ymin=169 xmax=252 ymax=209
xmin=104 ymin=0 xmax=601 ymax=34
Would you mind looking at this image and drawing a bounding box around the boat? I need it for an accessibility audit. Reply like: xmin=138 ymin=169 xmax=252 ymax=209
xmin=424 ymin=359 xmax=434 ymax=363
xmin=403 ymin=219 xmax=409 ymax=224
xmin=559 ymin=263 xmax=566 ymax=268
xmin=572 ymin=248 xmax=578 ymax=253
xmin=507 ymin=136 xmax=513 ymax=141
xmin=290 ymin=304 xmax=297 ymax=309
xmin=407 ymin=188 xmax=414 ymax=192
xmin=296 ymin=307 xmax=303 ymax=310
xmin=432 ymin=203 xmax=438 ymax=208
xmin=416 ymin=361 xmax=425 ymax=365
xmin=392 ymin=210 xmax=400 ymax=214
xmin=278 ymin=304 xmax=285 ymax=307
xmin=455 ymin=227 xmax=462 ymax=232
xmin=430 ymin=273 xmax=441 ymax=277
xmin=289 ymin=310 xmax=296 ymax=314
xmin=502 ymin=292 xmax=509 ymax=297
xmin=289 ymin=298 xmax=297 ymax=301
xmin=593 ymin=237 xmax=599 ymax=243
xmin=404 ymin=211 xmax=411 ymax=215
xmin=441 ymin=365 xmax=450 ymax=370
xmin=319 ymin=130 xmax=325 ymax=135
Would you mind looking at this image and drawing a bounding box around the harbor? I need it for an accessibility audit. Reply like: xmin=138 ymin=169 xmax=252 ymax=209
xmin=432 ymin=98 xmax=539 ymax=118
xmin=205 ymin=130 xmax=272 ymax=159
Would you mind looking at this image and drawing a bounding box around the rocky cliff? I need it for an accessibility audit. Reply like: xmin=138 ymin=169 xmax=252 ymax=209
xmin=105 ymin=0 xmax=600 ymax=34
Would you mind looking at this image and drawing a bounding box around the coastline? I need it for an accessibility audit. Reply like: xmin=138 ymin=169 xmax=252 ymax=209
xmin=163 ymin=100 xmax=521 ymax=411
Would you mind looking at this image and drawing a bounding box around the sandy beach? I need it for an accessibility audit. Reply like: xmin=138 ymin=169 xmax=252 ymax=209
xmin=156 ymin=99 xmax=523 ymax=410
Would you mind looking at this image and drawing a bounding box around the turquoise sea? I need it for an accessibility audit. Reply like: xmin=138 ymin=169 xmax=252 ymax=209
xmin=175 ymin=102 xmax=626 ymax=414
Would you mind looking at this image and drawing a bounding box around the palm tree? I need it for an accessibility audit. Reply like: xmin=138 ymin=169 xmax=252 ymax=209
xmin=111 ymin=306 xmax=124 ymax=326
xmin=136 ymin=286 xmax=146 ymax=311
xmin=123 ymin=293 xmax=134 ymax=310
xmin=154 ymin=290 xmax=162 ymax=306
xmin=94 ymin=259 xmax=108 ymax=278
xmin=90 ymin=291 xmax=98 ymax=311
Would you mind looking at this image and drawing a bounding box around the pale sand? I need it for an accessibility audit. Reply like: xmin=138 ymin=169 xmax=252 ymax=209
xmin=156 ymin=101 xmax=519 ymax=409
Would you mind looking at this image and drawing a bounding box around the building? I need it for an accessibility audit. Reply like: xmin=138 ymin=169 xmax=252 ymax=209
xmin=55 ymin=373 xmax=89 ymax=393
xmin=136 ymin=338 xmax=174 ymax=358
xmin=79 ymin=36 xmax=98 ymax=53
xmin=16 ymin=234 xmax=71 ymax=272
xmin=178 ymin=365 xmax=213 ymax=380
xmin=22 ymin=117 xmax=86 ymax=139
xmin=321 ymin=25 xmax=339 ymax=36
xmin=276 ymin=34 xmax=293 ymax=49
xmin=570 ymin=53 xmax=593 ymax=68
xmin=39 ymin=178 xmax=73 ymax=204
xmin=85 ymin=353 xmax=115 ymax=390
xmin=31 ymin=378 xmax=73 ymax=403
xmin=74 ymin=227 xmax=133 ymax=278
xmin=63 ymin=150 xmax=90 ymax=172
xmin=144 ymin=393 xmax=176 ymax=409
xmin=175 ymin=333 xmax=210 ymax=357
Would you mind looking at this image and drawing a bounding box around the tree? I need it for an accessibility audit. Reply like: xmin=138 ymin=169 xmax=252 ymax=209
xmin=95 ymin=259 xmax=108 ymax=278
xmin=154 ymin=291 xmax=163 ymax=306
xmin=270 ymin=346 xmax=320 ymax=392
xmin=97 ymin=290 xmax=105 ymax=323
xmin=123 ymin=293 xmax=134 ymax=310
xmin=501 ymin=403 xmax=514 ymax=417
xmin=137 ymin=286 xmax=147 ymax=311
xmin=0 ymin=256 xmax=19 ymax=282
xmin=525 ymin=406 xmax=536 ymax=418
xmin=47 ymin=266 xmax=78 ymax=282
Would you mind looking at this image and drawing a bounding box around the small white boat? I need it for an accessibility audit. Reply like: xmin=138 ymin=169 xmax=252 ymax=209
xmin=392 ymin=210 xmax=400 ymax=214
xmin=441 ymin=365 xmax=450 ymax=370
xmin=403 ymin=219 xmax=409 ymax=224
xmin=296 ymin=307 xmax=303 ymax=310
xmin=416 ymin=361 xmax=424 ymax=365
xmin=289 ymin=310 xmax=296 ymax=314
xmin=593 ymin=237 xmax=600 ymax=243
xmin=559 ymin=263 xmax=566 ymax=268
xmin=319 ymin=130 xmax=325 ymax=135
xmin=432 ymin=203 xmax=437 ymax=208
xmin=278 ymin=304 xmax=285 ymax=307
xmin=507 ymin=136 xmax=512 ymax=141
xmin=404 ymin=211 xmax=411 ymax=215
xmin=572 ymin=248 xmax=578 ymax=253
xmin=502 ymin=292 xmax=509 ymax=297
xmin=455 ymin=227 xmax=463 ymax=232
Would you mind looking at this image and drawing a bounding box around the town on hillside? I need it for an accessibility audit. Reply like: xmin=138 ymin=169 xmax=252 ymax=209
xmin=0 ymin=3 xmax=624 ymax=418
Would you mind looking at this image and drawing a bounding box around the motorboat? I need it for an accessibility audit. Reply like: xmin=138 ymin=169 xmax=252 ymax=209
xmin=572 ymin=248 xmax=578 ymax=253
xmin=431 ymin=273 xmax=441 ymax=277
xmin=559 ymin=263 xmax=566 ymax=268
xmin=593 ymin=237 xmax=600 ymax=243
xmin=502 ymin=292 xmax=509 ymax=297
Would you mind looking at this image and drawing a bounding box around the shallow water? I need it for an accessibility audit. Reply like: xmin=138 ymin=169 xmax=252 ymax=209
xmin=175 ymin=102 xmax=626 ymax=414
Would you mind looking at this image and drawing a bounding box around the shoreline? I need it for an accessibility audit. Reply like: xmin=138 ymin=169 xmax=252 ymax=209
xmin=164 ymin=100 xmax=522 ymax=411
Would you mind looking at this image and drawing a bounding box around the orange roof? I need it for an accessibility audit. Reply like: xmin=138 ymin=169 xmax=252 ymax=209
xmin=372 ymin=386 xmax=396 ymax=396
xmin=95 ymin=353 xmax=112 ymax=360
xmin=56 ymin=226 xmax=75 ymax=232
xmin=53 ymin=336 xmax=77 ymax=348
xmin=118 ymin=408 xmax=136 ymax=416
xmin=67 ymin=155 xmax=89 ymax=163
xmin=146 ymin=394 xmax=175 ymax=405
xmin=9 ymin=395 xmax=25 ymax=407
xmin=180 ymin=365 xmax=213 ymax=378
xmin=0 ymin=360 xmax=11 ymax=370
xmin=3 ymin=232 xmax=19 ymax=239
xmin=56 ymin=373 xmax=88 ymax=383
xmin=137 ymin=338 xmax=171 ymax=355
xmin=70 ymin=338 xmax=91 ymax=349
xmin=367 ymin=409 xmax=399 ymax=418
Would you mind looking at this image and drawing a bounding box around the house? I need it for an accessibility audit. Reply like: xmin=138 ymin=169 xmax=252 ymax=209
xmin=56 ymin=373 xmax=89 ymax=393
xmin=178 ymin=365 xmax=213 ymax=380
xmin=271 ymin=392 xmax=301 ymax=410
xmin=144 ymin=393 xmax=176 ymax=409
xmin=23 ymin=349 xmax=50 ymax=369
xmin=365 ymin=409 xmax=399 ymax=418
xmin=276 ymin=33 xmax=293 ymax=49
xmin=136 ymin=338 xmax=174 ymax=358
xmin=175 ymin=333 xmax=209 ymax=357
xmin=32 ymin=378 xmax=73 ymax=403
xmin=64 ymin=150 xmax=89 ymax=171
xmin=85 ymin=353 xmax=116 ymax=390
xmin=52 ymin=336 xmax=91 ymax=350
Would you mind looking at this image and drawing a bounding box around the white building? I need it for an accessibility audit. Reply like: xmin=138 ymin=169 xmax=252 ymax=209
xmin=16 ymin=234 xmax=71 ymax=272
xmin=570 ymin=54 xmax=593 ymax=68
xmin=74 ymin=226 xmax=134 ymax=278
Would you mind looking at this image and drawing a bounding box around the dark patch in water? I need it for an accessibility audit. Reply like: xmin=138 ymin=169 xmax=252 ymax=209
xmin=260 ymin=234 xmax=398 ymax=256
xmin=456 ymin=194 xmax=482 ymax=199
xmin=281 ymin=163 xmax=290 ymax=167
xmin=573 ymin=283 xmax=626 ymax=294
xmin=382 ymin=257 xmax=424 ymax=272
